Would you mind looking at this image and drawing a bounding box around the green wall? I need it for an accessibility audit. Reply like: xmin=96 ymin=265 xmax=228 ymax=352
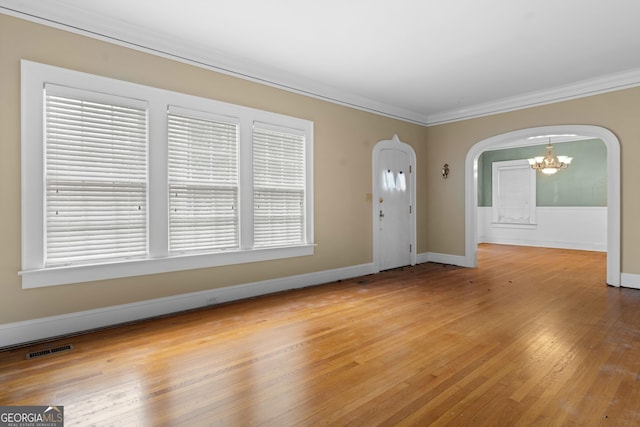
xmin=478 ymin=139 xmax=607 ymax=207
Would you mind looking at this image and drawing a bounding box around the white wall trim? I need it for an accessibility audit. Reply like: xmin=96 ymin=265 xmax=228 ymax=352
xmin=0 ymin=3 xmax=430 ymax=126
xmin=420 ymin=252 xmax=469 ymax=267
xmin=427 ymin=69 xmax=640 ymax=125
xmin=477 ymin=206 xmax=607 ymax=252
xmin=0 ymin=262 xmax=375 ymax=349
xmin=465 ymin=125 xmax=621 ymax=286
xmin=478 ymin=239 xmax=605 ymax=253
xmin=620 ymin=273 xmax=640 ymax=290
xmin=3 ymin=3 xmax=640 ymax=126
xmin=416 ymin=252 xmax=430 ymax=264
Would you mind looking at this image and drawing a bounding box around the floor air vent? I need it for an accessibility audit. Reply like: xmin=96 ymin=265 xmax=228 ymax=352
xmin=26 ymin=344 xmax=73 ymax=360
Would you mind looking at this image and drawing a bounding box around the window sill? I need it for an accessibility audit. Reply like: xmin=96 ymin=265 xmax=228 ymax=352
xmin=491 ymin=222 xmax=538 ymax=230
xmin=20 ymin=244 xmax=315 ymax=289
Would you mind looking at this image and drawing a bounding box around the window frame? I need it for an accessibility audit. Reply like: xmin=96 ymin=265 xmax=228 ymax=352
xmin=491 ymin=159 xmax=537 ymax=228
xmin=20 ymin=60 xmax=314 ymax=289
xmin=252 ymin=122 xmax=308 ymax=247
xmin=43 ymin=83 xmax=150 ymax=266
xmin=167 ymin=106 xmax=241 ymax=254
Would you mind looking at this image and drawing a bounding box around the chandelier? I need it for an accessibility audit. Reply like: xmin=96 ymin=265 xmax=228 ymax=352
xmin=528 ymin=140 xmax=572 ymax=175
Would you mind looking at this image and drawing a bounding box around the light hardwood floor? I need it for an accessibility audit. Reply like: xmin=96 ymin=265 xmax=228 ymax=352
xmin=1 ymin=244 xmax=639 ymax=426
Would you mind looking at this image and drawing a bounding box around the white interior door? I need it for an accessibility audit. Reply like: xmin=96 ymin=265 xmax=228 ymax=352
xmin=378 ymin=148 xmax=412 ymax=270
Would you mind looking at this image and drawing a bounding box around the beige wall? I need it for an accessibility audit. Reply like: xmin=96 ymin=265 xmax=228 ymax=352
xmin=0 ymin=14 xmax=428 ymax=323
xmin=2 ymin=13 xmax=639 ymax=326
xmin=425 ymin=90 xmax=640 ymax=273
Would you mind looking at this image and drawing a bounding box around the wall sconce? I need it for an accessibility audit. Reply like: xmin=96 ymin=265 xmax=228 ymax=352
xmin=442 ymin=163 xmax=449 ymax=179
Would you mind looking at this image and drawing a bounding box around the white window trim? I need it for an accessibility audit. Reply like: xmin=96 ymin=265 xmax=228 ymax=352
xmin=20 ymin=60 xmax=314 ymax=288
xmin=252 ymin=122 xmax=308 ymax=247
xmin=167 ymin=107 xmax=240 ymax=254
xmin=491 ymin=159 xmax=537 ymax=227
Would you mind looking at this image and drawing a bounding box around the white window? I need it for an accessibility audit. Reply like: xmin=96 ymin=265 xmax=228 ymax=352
xmin=20 ymin=60 xmax=314 ymax=288
xmin=381 ymin=169 xmax=407 ymax=192
xmin=44 ymin=85 xmax=148 ymax=266
xmin=253 ymin=124 xmax=306 ymax=247
xmin=168 ymin=108 xmax=239 ymax=253
xmin=492 ymin=159 xmax=536 ymax=226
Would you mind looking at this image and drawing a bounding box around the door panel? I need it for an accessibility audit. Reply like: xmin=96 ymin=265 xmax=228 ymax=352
xmin=378 ymin=148 xmax=411 ymax=270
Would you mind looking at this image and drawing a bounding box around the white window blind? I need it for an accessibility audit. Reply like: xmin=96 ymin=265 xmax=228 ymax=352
xmin=253 ymin=125 xmax=305 ymax=247
xmin=492 ymin=160 xmax=536 ymax=225
xmin=22 ymin=61 xmax=313 ymax=288
xmin=44 ymin=85 xmax=148 ymax=266
xmin=168 ymin=109 xmax=239 ymax=253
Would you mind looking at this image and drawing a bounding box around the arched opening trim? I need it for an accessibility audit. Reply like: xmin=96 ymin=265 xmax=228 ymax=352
xmin=464 ymin=125 xmax=620 ymax=286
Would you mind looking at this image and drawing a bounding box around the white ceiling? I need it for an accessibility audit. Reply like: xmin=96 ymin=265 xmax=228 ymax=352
xmin=3 ymin=0 xmax=640 ymax=124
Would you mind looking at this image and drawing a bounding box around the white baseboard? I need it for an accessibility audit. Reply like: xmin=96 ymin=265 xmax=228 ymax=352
xmin=621 ymin=273 xmax=640 ymax=290
xmin=477 ymin=206 xmax=607 ymax=252
xmin=0 ymin=262 xmax=375 ymax=349
xmin=418 ymin=252 xmax=469 ymax=267
xmin=478 ymin=238 xmax=606 ymax=252
xmin=8 ymin=254 xmax=627 ymax=348
xmin=416 ymin=252 xmax=430 ymax=264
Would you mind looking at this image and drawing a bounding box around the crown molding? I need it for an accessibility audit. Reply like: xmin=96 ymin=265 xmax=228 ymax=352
xmin=426 ymin=69 xmax=640 ymax=125
xmin=0 ymin=2 xmax=431 ymax=125
xmin=3 ymin=1 xmax=640 ymax=127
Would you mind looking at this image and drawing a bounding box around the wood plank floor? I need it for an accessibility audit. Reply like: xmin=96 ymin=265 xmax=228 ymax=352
xmin=1 ymin=244 xmax=639 ymax=426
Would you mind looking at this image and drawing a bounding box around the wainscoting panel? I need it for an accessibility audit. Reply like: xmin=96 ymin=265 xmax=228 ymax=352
xmin=478 ymin=206 xmax=607 ymax=251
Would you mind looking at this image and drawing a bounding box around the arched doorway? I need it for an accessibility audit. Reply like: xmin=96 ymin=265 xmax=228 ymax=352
xmin=464 ymin=125 xmax=620 ymax=286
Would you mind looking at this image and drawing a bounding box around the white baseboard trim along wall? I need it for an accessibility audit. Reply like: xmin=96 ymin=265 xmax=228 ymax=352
xmin=1 ymin=263 xmax=376 ymax=348
xmin=621 ymin=273 xmax=640 ymax=290
xmin=419 ymin=252 xmax=469 ymax=267
xmin=3 ymin=251 xmax=631 ymax=348
xmin=1 ymin=252 xmax=469 ymax=348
